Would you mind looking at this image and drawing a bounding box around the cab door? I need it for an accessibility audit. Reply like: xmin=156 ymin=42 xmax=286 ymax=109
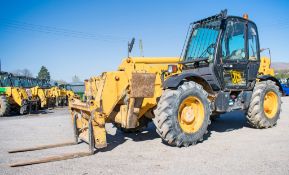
xmin=247 ymin=22 xmax=260 ymax=84
xmin=218 ymin=18 xmax=249 ymax=90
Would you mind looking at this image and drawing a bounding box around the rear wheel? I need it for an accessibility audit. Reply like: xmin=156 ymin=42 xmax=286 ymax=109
xmin=0 ymin=95 xmax=10 ymax=117
xmin=153 ymin=81 xmax=211 ymax=147
xmin=246 ymin=80 xmax=281 ymax=128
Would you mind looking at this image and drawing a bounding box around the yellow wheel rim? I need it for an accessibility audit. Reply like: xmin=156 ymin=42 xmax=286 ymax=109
xmin=263 ymin=91 xmax=278 ymax=119
xmin=178 ymin=96 xmax=205 ymax=134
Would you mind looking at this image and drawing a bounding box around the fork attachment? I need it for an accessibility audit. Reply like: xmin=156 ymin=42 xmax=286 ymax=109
xmin=8 ymin=141 xmax=77 ymax=153
xmin=8 ymin=113 xmax=96 ymax=167
xmin=9 ymin=151 xmax=92 ymax=167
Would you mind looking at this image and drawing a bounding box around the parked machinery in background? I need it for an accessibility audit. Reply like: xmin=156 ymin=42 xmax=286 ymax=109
xmin=49 ymin=86 xmax=67 ymax=106
xmin=58 ymin=84 xmax=80 ymax=101
xmin=30 ymin=78 xmax=55 ymax=109
xmin=281 ymin=78 xmax=289 ymax=96
xmin=0 ymin=72 xmax=29 ymax=116
xmin=13 ymin=76 xmax=39 ymax=113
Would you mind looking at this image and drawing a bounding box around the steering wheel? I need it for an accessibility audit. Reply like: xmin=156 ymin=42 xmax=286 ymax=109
xmin=230 ymin=49 xmax=245 ymax=60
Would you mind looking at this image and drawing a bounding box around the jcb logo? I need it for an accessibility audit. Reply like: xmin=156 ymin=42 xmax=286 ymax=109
xmin=230 ymin=70 xmax=243 ymax=84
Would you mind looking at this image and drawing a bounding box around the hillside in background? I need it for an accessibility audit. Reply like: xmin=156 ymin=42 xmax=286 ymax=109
xmin=271 ymin=62 xmax=289 ymax=70
xmin=271 ymin=62 xmax=289 ymax=80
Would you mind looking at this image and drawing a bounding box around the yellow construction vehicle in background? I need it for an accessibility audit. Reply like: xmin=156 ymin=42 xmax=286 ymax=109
xmin=13 ymin=76 xmax=39 ymax=113
xmin=0 ymin=72 xmax=29 ymax=116
xmin=49 ymin=86 xmax=67 ymax=106
xmin=8 ymin=10 xmax=283 ymax=167
xmin=49 ymin=83 xmax=76 ymax=107
xmin=59 ymin=84 xmax=79 ymax=102
xmin=30 ymin=78 xmax=54 ymax=109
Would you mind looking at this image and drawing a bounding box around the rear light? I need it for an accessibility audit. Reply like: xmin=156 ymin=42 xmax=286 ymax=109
xmin=168 ymin=65 xmax=178 ymax=73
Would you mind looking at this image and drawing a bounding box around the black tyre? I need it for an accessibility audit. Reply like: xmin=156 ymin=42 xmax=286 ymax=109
xmin=246 ymin=80 xmax=281 ymax=128
xmin=210 ymin=113 xmax=221 ymax=121
xmin=0 ymin=95 xmax=10 ymax=117
xmin=36 ymin=97 xmax=41 ymax=110
xmin=55 ymin=97 xmax=59 ymax=107
xmin=153 ymin=81 xmax=211 ymax=147
xmin=64 ymin=97 xmax=68 ymax=106
xmin=19 ymin=105 xmax=27 ymax=115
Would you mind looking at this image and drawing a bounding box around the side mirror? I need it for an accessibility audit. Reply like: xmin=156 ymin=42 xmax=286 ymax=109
xmin=128 ymin=37 xmax=135 ymax=57
xmin=260 ymin=48 xmax=271 ymax=60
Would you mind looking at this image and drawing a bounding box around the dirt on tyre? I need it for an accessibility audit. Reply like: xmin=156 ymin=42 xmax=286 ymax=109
xmin=153 ymin=81 xmax=211 ymax=147
xmin=0 ymin=95 xmax=10 ymax=117
xmin=246 ymin=80 xmax=281 ymax=128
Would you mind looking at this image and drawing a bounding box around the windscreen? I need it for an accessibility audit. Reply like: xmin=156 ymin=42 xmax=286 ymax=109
xmin=21 ymin=78 xmax=32 ymax=88
xmin=41 ymin=80 xmax=51 ymax=88
xmin=0 ymin=75 xmax=12 ymax=87
xmin=184 ymin=20 xmax=221 ymax=62
xmin=31 ymin=79 xmax=38 ymax=86
xmin=10 ymin=77 xmax=21 ymax=87
xmin=66 ymin=85 xmax=72 ymax=90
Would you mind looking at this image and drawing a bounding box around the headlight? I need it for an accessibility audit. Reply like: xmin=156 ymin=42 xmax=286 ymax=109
xmin=167 ymin=65 xmax=178 ymax=73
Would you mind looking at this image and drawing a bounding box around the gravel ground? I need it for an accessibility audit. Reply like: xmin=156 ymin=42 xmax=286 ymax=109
xmin=0 ymin=97 xmax=289 ymax=175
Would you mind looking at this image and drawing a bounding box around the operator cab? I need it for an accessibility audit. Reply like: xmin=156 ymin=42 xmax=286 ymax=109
xmin=38 ymin=79 xmax=51 ymax=88
xmin=18 ymin=77 xmax=32 ymax=88
xmin=59 ymin=84 xmax=72 ymax=90
xmin=10 ymin=76 xmax=22 ymax=87
xmin=0 ymin=72 xmax=13 ymax=87
xmin=182 ymin=10 xmax=260 ymax=91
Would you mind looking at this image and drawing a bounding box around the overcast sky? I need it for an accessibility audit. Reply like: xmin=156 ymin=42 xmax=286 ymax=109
xmin=1 ymin=0 xmax=289 ymax=82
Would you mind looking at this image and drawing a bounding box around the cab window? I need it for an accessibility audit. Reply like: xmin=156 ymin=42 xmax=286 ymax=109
xmin=221 ymin=20 xmax=246 ymax=62
xmin=248 ymin=23 xmax=258 ymax=61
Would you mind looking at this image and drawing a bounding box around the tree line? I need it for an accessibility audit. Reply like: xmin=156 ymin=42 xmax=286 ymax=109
xmin=12 ymin=66 xmax=81 ymax=83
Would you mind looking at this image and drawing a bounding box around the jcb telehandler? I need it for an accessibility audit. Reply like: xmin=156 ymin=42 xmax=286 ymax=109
xmin=9 ymin=10 xmax=283 ymax=167
xmin=49 ymin=85 xmax=69 ymax=106
xmin=0 ymin=72 xmax=29 ymax=116
xmin=30 ymin=78 xmax=55 ymax=109
xmin=59 ymin=83 xmax=79 ymax=102
xmin=11 ymin=76 xmax=40 ymax=113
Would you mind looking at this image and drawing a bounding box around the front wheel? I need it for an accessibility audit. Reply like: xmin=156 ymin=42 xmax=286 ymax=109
xmin=153 ymin=81 xmax=211 ymax=147
xmin=246 ymin=80 xmax=281 ymax=128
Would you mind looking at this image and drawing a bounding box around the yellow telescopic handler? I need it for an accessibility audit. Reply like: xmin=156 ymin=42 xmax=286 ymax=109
xmin=8 ymin=10 xmax=283 ymax=167
xmin=0 ymin=72 xmax=31 ymax=116
xmin=30 ymin=78 xmax=55 ymax=109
